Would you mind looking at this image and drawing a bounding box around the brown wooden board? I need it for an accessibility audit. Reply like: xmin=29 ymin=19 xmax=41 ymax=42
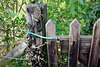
xmin=60 ymin=40 xmax=69 ymax=53
xmin=41 ymin=4 xmax=47 ymax=43
xmin=26 ymin=4 xmax=43 ymax=66
xmin=59 ymin=35 xmax=91 ymax=54
xmin=88 ymin=19 xmax=100 ymax=67
xmin=59 ymin=35 xmax=100 ymax=66
xmin=46 ymin=19 xmax=58 ymax=67
xmin=26 ymin=4 xmax=41 ymax=48
xmin=68 ymin=19 xmax=81 ymax=67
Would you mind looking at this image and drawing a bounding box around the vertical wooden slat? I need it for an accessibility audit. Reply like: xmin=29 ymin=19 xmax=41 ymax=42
xmin=88 ymin=19 xmax=100 ymax=67
xmin=26 ymin=5 xmax=42 ymax=66
xmin=26 ymin=5 xmax=42 ymax=45
xmin=26 ymin=5 xmax=33 ymax=24
xmin=41 ymin=4 xmax=47 ymax=43
xmin=46 ymin=19 xmax=58 ymax=67
xmin=26 ymin=5 xmax=33 ymax=48
xmin=69 ymin=19 xmax=81 ymax=67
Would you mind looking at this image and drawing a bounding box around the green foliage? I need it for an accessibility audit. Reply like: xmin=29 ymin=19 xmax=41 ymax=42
xmin=47 ymin=0 xmax=100 ymax=35
xmin=0 ymin=0 xmax=27 ymax=66
xmin=58 ymin=53 xmax=68 ymax=67
xmin=0 ymin=10 xmax=26 ymax=41
xmin=7 ymin=55 xmax=29 ymax=67
xmin=8 ymin=60 xmax=29 ymax=67
xmin=5 ymin=9 xmax=18 ymax=21
xmin=0 ymin=0 xmax=100 ymax=67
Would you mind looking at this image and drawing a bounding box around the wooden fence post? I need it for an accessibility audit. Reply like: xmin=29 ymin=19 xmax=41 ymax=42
xmin=46 ymin=19 xmax=58 ymax=67
xmin=68 ymin=19 xmax=81 ymax=67
xmin=26 ymin=4 xmax=47 ymax=66
xmin=88 ymin=18 xmax=100 ymax=67
xmin=41 ymin=4 xmax=47 ymax=43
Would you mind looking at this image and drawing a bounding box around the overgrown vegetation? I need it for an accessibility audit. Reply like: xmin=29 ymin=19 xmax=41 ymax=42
xmin=46 ymin=0 xmax=100 ymax=35
xmin=0 ymin=0 xmax=27 ymax=53
xmin=0 ymin=0 xmax=100 ymax=67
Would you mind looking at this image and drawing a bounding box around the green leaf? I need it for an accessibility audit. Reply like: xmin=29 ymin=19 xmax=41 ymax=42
xmin=70 ymin=0 xmax=74 ymax=5
xmin=71 ymin=10 xmax=76 ymax=17
xmin=60 ymin=1 xmax=66 ymax=9
xmin=79 ymin=0 xmax=83 ymax=5
xmin=5 ymin=9 xmax=18 ymax=20
xmin=4 ymin=18 xmax=9 ymax=22
xmin=77 ymin=5 xmax=81 ymax=11
xmin=13 ymin=13 xmax=18 ymax=20
xmin=2 ymin=37 xmax=10 ymax=42
xmin=0 ymin=6 xmax=3 ymax=10
xmin=68 ymin=19 xmax=73 ymax=22
xmin=6 ymin=9 xmax=13 ymax=16
xmin=29 ymin=0 xmax=32 ymax=3
xmin=3 ymin=0 xmax=8 ymax=3
xmin=10 ymin=44 xmax=14 ymax=51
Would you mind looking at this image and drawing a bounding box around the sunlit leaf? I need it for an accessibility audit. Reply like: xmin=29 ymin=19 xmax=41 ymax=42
xmin=3 ymin=0 xmax=8 ymax=3
xmin=2 ymin=37 xmax=10 ymax=42
xmin=60 ymin=1 xmax=66 ymax=9
xmin=10 ymin=44 xmax=14 ymax=51
xmin=5 ymin=9 xmax=18 ymax=20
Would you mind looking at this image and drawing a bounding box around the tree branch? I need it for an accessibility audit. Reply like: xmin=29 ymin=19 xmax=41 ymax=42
xmin=19 ymin=0 xmax=24 ymax=13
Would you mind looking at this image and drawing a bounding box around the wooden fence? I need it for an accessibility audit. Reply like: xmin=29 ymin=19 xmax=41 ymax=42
xmin=46 ymin=19 xmax=100 ymax=67
xmin=26 ymin=4 xmax=100 ymax=67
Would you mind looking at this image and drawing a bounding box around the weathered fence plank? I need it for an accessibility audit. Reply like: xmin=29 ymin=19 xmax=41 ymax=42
xmin=69 ymin=19 xmax=81 ymax=67
xmin=46 ymin=19 xmax=58 ymax=67
xmin=26 ymin=4 xmax=42 ymax=66
xmin=26 ymin=5 xmax=41 ymax=48
xmin=88 ymin=19 xmax=100 ymax=67
xmin=60 ymin=35 xmax=91 ymax=54
xmin=41 ymin=4 xmax=47 ymax=43
xmin=60 ymin=35 xmax=92 ymax=66
xmin=58 ymin=35 xmax=100 ymax=66
xmin=26 ymin=6 xmax=32 ymax=24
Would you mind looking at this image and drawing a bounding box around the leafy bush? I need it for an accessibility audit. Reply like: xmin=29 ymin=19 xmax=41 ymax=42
xmin=0 ymin=9 xmax=27 ymax=45
xmin=0 ymin=0 xmax=100 ymax=67
xmin=47 ymin=0 xmax=100 ymax=35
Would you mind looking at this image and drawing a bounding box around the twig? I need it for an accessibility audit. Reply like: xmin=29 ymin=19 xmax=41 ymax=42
xmin=19 ymin=0 xmax=24 ymax=13
xmin=57 ymin=11 xmax=66 ymax=17
xmin=0 ymin=29 xmax=7 ymax=32
xmin=18 ymin=5 xmax=26 ymax=13
xmin=31 ymin=43 xmax=46 ymax=49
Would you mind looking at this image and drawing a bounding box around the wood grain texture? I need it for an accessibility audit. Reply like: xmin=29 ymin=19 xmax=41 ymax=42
xmin=26 ymin=4 xmax=42 ymax=45
xmin=88 ymin=18 xmax=100 ymax=67
xmin=26 ymin=5 xmax=41 ymax=25
xmin=46 ymin=19 xmax=57 ymax=67
xmin=69 ymin=19 xmax=81 ymax=67
xmin=59 ymin=35 xmax=91 ymax=53
xmin=41 ymin=4 xmax=47 ymax=43
xmin=26 ymin=5 xmax=33 ymax=24
xmin=60 ymin=35 xmax=91 ymax=66
xmin=59 ymin=35 xmax=100 ymax=66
